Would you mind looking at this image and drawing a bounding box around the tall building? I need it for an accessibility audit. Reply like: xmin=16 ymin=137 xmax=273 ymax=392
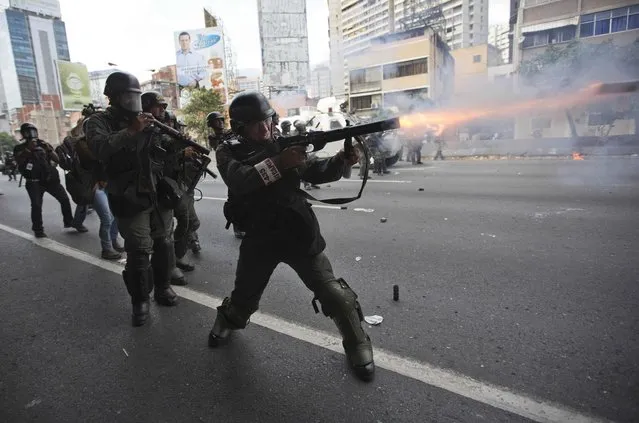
xmin=328 ymin=0 xmax=345 ymax=96
xmin=0 ymin=0 xmax=69 ymax=111
xmin=309 ymin=64 xmax=332 ymax=99
xmin=330 ymin=0 xmax=489 ymax=95
xmin=488 ymin=23 xmax=510 ymax=63
xmin=512 ymin=0 xmax=639 ymax=138
xmin=236 ymin=75 xmax=263 ymax=93
xmin=0 ymin=0 xmax=71 ymax=140
xmin=257 ymin=0 xmax=310 ymax=93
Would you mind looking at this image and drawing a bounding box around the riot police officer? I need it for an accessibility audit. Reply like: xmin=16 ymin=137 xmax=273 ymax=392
xmin=14 ymin=122 xmax=75 ymax=238
xmin=207 ymin=110 xmax=245 ymax=239
xmin=208 ymin=91 xmax=375 ymax=381
xmin=206 ymin=111 xmax=227 ymax=150
xmin=84 ymin=72 xmax=178 ymax=327
xmin=143 ymin=91 xmax=201 ymax=279
xmin=280 ymin=120 xmax=292 ymax=136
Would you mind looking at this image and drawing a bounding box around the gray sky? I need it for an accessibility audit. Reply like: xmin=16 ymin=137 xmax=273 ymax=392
xmin=59 ymin=0 xmax=510 ymax=81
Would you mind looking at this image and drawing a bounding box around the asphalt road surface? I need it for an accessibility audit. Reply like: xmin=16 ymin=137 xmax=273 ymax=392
xmin=1 ymin=157 xmax=637 ymax=423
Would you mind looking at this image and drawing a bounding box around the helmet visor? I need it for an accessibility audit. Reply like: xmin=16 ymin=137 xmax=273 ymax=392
xmin=23 ymin=128 xmax=38 ymax=139
xmin=119 ymin=91 xmax=143 ymax=113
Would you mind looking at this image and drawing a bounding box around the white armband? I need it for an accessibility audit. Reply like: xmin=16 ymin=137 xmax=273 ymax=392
xmin=254 ymin=158 xmax=282 ymax=186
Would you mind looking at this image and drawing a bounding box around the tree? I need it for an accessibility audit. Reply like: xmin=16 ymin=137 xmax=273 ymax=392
xmin=180 ymin=88 xmax=225 ymax=142
xmin=519 ymin=37 xmax=639 ymax=137
xmin=0 ymin=132 xmax=18 ymax=155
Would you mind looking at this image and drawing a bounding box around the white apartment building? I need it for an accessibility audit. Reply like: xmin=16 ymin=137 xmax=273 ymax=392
xmin=236 ymin=75 xmax=262 ymax=93
xmin=488 ymin=23 xmax=510 ymax=64
xmin=309 ymin=65 xmax=332 ymax=98
xmin=331 ymin=0 xmax=489 ymax=94
xmin=328 ymin=0 xmax=345 ymax=96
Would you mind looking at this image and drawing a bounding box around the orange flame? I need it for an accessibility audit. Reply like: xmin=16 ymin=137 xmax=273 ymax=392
xmin=399 ymin=83 xmax=610 ymax=134
xmin=572 ymin=152 xmax=584 ymax=160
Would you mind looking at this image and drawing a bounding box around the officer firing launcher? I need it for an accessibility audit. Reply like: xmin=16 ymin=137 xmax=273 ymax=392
xmin=277 ymin=117 xmax=401 ymax=152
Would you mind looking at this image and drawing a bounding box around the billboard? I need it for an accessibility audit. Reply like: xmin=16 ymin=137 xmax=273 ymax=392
xmin=55 ymin=60 xmax=91 ymax=111
xmin=174 ymin=27 xmax=227 ymax=107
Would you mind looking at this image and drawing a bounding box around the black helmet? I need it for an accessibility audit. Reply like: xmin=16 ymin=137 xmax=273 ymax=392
xmin=20 ymin=122 xmax=38 ymax=139
xmin=103 ymin=71 xmax=142 ymax=113
xmin=229 ymin=91 xmax=275 ymax=132
xmin=141 ymin=91 xmax=168 ymax=111
xmin=206 ymin=111 xmax=224 ymax=127
xmin=281 ymin=120 xmax=291 ymax=128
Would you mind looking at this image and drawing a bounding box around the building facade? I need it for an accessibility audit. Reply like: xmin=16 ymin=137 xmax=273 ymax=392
xmin=328 ymin=0 xmax=345 ymax=96
xmin=347 ymin=27 xmax=454 ymax=113
xmin=0 ymin=0 xmax=69 ymax=111
xmin=236 ymin=75 xmax=263 ymax=93
xmin=332 ymin=0 xmax=488 ymax=96
xmin=257 ymin=0 xmax=310 ymax=92
xmin=513 ymin=0 xmax=639 ymax=138
xmin=309 ymin=64 xmax=332 ymax=99
xmin=488 ymin=23 xmax=511 ymax=63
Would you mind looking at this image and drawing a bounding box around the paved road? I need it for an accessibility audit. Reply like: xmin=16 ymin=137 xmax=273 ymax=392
xmin=1 ymin=158 xmax=637 ymax=423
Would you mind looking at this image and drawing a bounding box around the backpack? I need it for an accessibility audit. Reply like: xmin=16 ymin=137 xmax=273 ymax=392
xmin=55 ymin=137 xmax=76 ymax=171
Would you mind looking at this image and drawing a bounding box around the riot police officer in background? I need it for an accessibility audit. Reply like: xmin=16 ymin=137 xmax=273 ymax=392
xmin=207 ymin=110 xmax=245 ymax=239
xmin=280 ymin=120 xmax=292 ymax=136
xmin=206 ymin=111 xmax=227 ymax=150
xmin=143 ymin=91 xmax=201 ymax=280
xmin=84 ymin=72 xmax=178 ymax=327
xmin=209 ymin=91 xmax=375 ymax=381
xmin=14 ymin=122 xmax=76 ymax=238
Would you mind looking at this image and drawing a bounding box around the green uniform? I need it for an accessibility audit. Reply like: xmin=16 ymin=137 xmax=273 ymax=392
xmin=212 ymin=136 xmax=374 ymax=379
xmin=85 ymin=107 xmax=178 ymax=310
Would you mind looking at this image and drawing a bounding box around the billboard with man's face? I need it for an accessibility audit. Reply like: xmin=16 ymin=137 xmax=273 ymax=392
xmin=174 ymin=27 xmax=228 ymax=108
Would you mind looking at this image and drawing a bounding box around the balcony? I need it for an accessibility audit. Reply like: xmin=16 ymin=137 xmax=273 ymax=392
xmin=349 ymin=80 xmax=382 ymax=94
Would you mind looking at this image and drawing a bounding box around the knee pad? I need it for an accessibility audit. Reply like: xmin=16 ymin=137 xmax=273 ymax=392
xmin=218 ymin=297 xmax=254 ymax=330
xmin=312 ymin=278 xmax=363 ymax=321
xmin=125 ymin=250 xmax=150 ymax=272
xmin=152 ymin=237 xmax=173 ymax=254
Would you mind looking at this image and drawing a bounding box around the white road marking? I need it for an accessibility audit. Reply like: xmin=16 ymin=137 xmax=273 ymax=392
xmin=0 ymin=222 xmax=613 ymax=423
xmin=200 ymin=196 xmax=344 ymax=211
xmin=338 ymin=179 xmax=412 ymax=184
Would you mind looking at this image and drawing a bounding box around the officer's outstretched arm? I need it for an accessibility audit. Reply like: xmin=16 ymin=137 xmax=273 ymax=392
xmin=216 ymin=144 xmax=283 ymax=196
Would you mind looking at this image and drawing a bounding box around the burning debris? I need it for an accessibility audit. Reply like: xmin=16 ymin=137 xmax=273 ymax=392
xmin=572 ymin=152 xmax=585 ymax=161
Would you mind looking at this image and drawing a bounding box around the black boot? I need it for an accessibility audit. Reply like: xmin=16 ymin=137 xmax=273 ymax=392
xmin=314 ymin=279 xmax=375 ymax=382
xmin=174 ymin=238 xmax=195 ymax=272
xmin=208 ymin=297 xmax=247 ymax=347
xmin=122 ymin=265 xmax=151 ymax=327
xmin=151 ymin=238 xmax=178 ymax=307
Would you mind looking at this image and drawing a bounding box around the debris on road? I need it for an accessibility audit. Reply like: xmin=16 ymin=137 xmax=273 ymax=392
xmin=340 ymin=206 xmax=348 ymax=210
xmin=380 ymin=217 xmax=387 ymax=223
xmin=364 ymin=315 xmax=383 ymax=325
xmin=393 ymin=285 xmax=399 ymax=301
xmin=24 ymin=399 xmax=42 ymax=409
xmin=122 ymin=348 xmax=129 ymax=357
xmin=418 ymin=188 xmax=424 ymax=191
xmin=355 ymin=256 xmax=362 ymax=261
xmin=354 ymin=208 xmax=375 ymax=213
xmin=481 ymin=233 xmax=497 ymax=238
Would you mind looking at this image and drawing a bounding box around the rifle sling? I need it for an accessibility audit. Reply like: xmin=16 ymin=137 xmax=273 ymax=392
xmin=297 ymin=135 xmax=369 ymax=205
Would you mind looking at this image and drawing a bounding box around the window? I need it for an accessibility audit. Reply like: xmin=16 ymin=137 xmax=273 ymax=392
xmin=523 ymin=26 xmax=575 ymax=48
xmin=383 ymin=58 xmax=428 ymax=79
xmin=350 ymin=95 xmax=372 ymax=111
xmin=581 ymin=5 xmax=639 ymax=37
xmin=532 ymin=117 xmax=551 ymax=129
xmin=473 ymin=54 xmax=481 ymax=62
